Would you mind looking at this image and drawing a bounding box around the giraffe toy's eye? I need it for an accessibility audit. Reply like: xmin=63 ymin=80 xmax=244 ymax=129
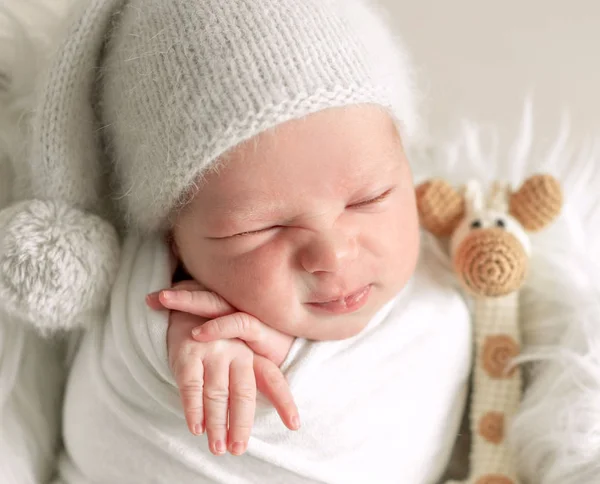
xmin=470 ymin=219 xmax=482 ymax=229
xmin=495 ymin=219 xmax=506 ymax=228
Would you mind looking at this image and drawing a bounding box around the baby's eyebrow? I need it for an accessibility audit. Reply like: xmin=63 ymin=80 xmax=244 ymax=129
xmin=210 ymin=163 xmax=401 ymax=227
xmin=216 ymin=199 xmax=286 ymax=225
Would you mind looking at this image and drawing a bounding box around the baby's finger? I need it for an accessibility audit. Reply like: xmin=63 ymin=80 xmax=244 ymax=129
xmin=171 ymin=343 xmax=206 ymax=436
xmin=204 ymin=358 xmax=230 ymax=456
xmin=167 ymin=310 xmax=206 ymax=358
xmin=145 ymin=292 xmax=164 ymax=311
xmin=172 ymin=280 xmax=205 ymax=291
xmin=192 ymin=312 xmax=259 ymax=341
xmin=159 ymin=290 xmax=235 ymax=319
xmin=254 ymin=355 xmax=300 ymax=431
xmin=227 ymin=355 xmax=256 ymax=455
xmin=147 ymin=280 xmax=204 ymax=310
xmin=193 ymin=313 xmax=291 ymax=365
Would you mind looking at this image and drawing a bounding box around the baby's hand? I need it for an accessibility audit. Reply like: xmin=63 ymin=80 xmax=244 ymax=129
xmin=166 ymin=307 xmax=299 ymax=456
xmin=148 ymin=281 xmax=294 ymax=367
xmin=148 ymin=281 xmax=299 ymax=456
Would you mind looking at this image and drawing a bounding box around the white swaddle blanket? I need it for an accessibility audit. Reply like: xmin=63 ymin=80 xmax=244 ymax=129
xmin=56 ymin=234 xmax=471 ymax=484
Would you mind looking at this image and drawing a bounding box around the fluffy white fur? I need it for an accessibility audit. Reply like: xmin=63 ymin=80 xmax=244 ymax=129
xmin=411 ymin=102 xmax=600 ymax=483
xmin=0 ymin=0 xmax=120 ymax=333
xmin=0 ymin=198 xmax=121 ymax=333
xmin=0 ymin=2 xmax=68 ymax=482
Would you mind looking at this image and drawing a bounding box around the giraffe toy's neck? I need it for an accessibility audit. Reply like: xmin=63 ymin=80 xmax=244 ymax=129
xmin=449 ymin=292 xmax=522 ymax=484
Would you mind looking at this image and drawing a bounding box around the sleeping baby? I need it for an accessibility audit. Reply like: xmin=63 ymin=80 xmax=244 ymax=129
xmin=1 ymin=0 xmax=472 ymax=482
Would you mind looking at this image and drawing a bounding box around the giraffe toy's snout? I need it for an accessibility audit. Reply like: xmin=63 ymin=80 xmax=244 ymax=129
xmin=453 ymin=228 xmax=528 ymax=297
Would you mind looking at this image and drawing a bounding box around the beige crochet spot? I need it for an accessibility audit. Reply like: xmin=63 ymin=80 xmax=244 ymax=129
xmin=475 ymin=475 xmax=514 ymax=484
xmin=478 ymin=411 xmax=505 ymax=444
xmin=482 ymin=335 xmax=520 ymax=379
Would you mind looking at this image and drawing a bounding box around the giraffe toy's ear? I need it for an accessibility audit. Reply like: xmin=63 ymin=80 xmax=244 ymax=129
xmin=509 ymin=174 xmax=563 ymax=232
xmin=415 ymin=179 xmax=465 ymax=237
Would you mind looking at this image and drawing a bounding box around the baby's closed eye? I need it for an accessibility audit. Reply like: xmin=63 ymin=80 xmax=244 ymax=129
xmin=227 ymin=225 xmax=284 ymax=238
xmin=212 ymin=186 xmax=397 ymax=240
xmin=346 ymin=187 xmax=395 ymax=209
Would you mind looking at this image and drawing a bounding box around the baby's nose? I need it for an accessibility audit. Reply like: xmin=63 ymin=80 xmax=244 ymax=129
xmin=299 ymin=230 xmax=359 ymax=274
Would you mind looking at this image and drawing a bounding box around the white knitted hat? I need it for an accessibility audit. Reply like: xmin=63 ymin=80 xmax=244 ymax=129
xmin=0 ymin=0 xmax=419 ymax=331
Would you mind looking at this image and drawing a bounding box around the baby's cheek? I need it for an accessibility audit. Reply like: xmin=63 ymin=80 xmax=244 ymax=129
xmin=215 ymin=243 xmax=297 ymax=319
xmin=380 ymin=202 xmax=419 ymax=287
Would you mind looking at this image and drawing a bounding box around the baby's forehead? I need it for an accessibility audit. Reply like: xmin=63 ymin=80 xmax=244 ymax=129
xmin=183 ymin=105 xmax=405 ymax=213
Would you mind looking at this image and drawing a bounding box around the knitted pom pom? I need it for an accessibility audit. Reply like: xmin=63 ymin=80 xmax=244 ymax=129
xmin=0 ymin=199 xmax=120 ymax=333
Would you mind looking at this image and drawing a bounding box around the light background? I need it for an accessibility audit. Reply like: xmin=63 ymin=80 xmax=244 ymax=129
xmin=3 ymin=0 xmax=599 ymax=145
xmin=380 ymin=0 xmax=599 ymax=145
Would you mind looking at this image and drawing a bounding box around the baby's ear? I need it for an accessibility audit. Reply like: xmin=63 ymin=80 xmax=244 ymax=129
xmin=509 ymin=174 xmax=563 ymax=232
xmin=165 ymin=231 xmax=179 ymax=275
xmin=415 ymin=179 xmax=465 ymax=237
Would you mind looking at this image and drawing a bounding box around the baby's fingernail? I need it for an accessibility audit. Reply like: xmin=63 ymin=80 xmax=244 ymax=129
xmin=193 ymin=424 xmax=204 ymax=435
xmin=146 ymin=293 xmax=164 ymax=310
xmin=214 ymin=440 xmax=226 ymax=455
xmin=161 ymin=290 xmax=174 ymax=300
xmin=291 ymin=415 xmax=301 ymax=430
xmin=146 ymin=293 xmax=160 ymax=306
xmin=231 ymin=441 xmax=246 ymax=455
xmin=192 ymin=327 xmax=203 ymax=338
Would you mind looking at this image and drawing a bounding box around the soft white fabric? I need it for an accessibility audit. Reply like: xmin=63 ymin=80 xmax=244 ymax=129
xmin=55 ymin=234 xmax=471 ymax=484
xmin=0 ymin=6 xmax=67 ymax=481
xmin=0 ymin=316 xmax=64 ymax=484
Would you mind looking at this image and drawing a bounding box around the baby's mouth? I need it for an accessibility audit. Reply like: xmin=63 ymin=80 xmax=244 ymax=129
xmin=306 ymin=285 xmax=372 ymax=315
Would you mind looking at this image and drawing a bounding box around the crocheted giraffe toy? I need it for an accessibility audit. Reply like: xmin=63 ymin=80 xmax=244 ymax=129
xmin=416 ymin=174 xmax=563 ymax=484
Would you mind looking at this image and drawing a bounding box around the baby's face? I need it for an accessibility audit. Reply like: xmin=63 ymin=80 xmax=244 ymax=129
xmin=172 ymin=105 xmax=419 ymax=340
